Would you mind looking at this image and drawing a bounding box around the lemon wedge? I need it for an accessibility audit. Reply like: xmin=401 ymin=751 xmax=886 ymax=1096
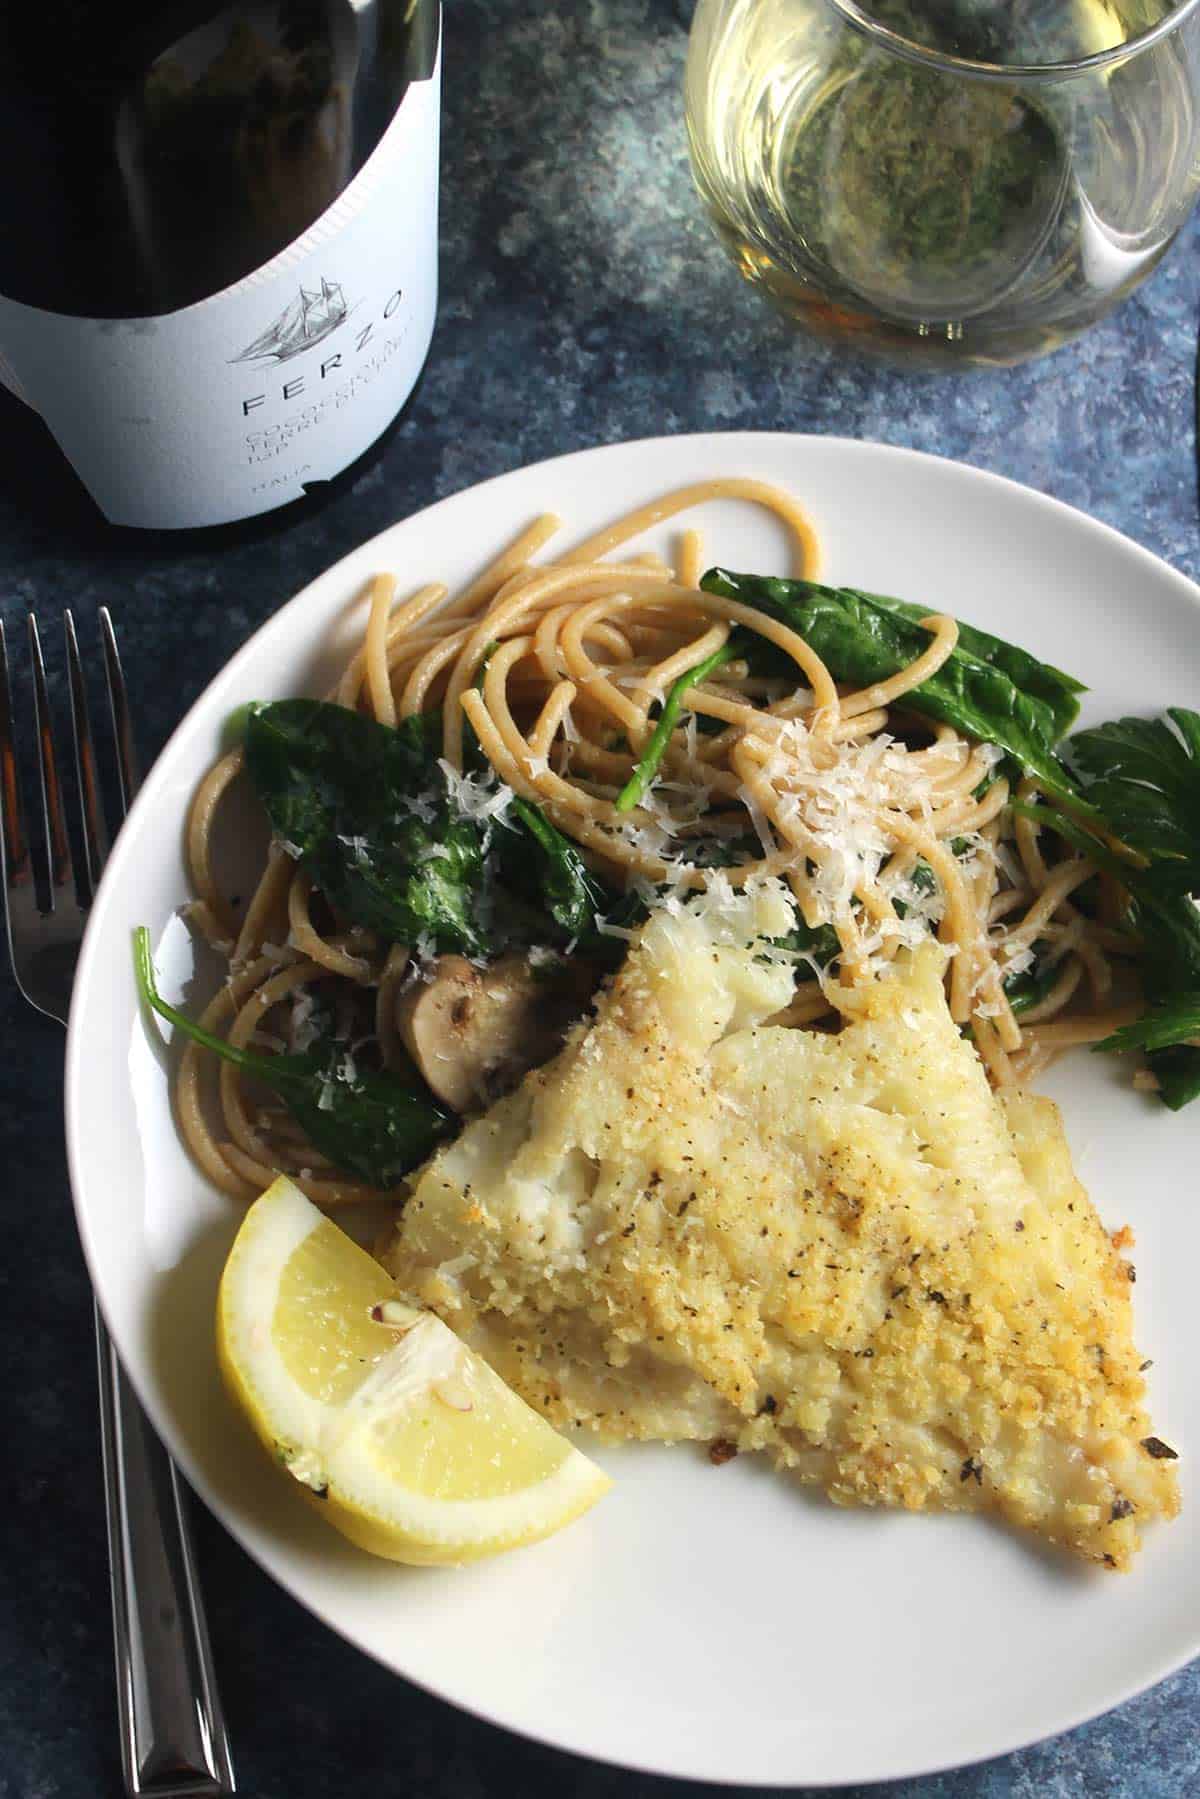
xmin=216 ymin=1176 xmax=611 ymax=1564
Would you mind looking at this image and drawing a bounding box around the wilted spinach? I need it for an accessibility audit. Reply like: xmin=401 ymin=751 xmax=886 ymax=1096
xmin=1066 ymin=709 xmax=1200 ymax=891
xmin=243 ymin=699 xmax=626 ymax=956
xmin=699 ymin=569 xmax=1088 ymax=809
xmin=497 ymin=797 xmax=614 ymax=942
xmin=244 ymin=701 xmax=487 ymax=954
xmin=1012 ymin=794 xmax=1200 ymax=1110
xmin=772 ymin=917 xmax=842 ymax=969
xmin=691 ymin=573 xmax=1200 ymax=1112
xmin=616 ymin=639 xmax=742 ymax=813
xmin=1002 ymin=956 xmax=1062 ymax=1018
xmin=134 ymin=927 xmax=450 ymax=1185
xmin=1095 ymin=882 xmax=1200 ymax=1110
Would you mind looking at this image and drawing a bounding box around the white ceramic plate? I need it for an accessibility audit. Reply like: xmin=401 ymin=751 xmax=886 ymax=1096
xmin=66 ymin=434 xmax=1200 ymax=1787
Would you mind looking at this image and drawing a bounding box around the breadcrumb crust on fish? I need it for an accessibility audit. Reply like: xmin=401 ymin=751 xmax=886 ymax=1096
xmin=380 ymin=882 xmax=1179 ymax=1569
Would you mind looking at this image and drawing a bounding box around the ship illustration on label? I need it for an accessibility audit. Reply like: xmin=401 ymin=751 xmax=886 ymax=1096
xmin=231 ymin=279 xmax=352 ymax=364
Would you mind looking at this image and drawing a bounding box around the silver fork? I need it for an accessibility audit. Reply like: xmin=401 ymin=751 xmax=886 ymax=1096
xmin=0 ymin=611 xmax=235 ymax=1799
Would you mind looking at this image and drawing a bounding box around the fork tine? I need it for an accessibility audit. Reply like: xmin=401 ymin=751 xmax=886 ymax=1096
xmin=0 ymin=616 xmax=34 ymax=910
xmin=64 ymin=610 xmax=109 ymax=898
xmin=28 ymin=613 xmax=78 ymax=910
xmin=99 ymin=608 xmax=140 ymax=809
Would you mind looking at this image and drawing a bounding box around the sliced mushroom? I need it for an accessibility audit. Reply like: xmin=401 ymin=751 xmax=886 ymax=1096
xmin=397 ymin=953 xmax=594 ymax=1112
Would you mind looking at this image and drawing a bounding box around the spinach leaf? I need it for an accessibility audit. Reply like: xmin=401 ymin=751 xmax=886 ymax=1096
xmin=1143 ymin=1046 xmax=1200 ymax=1112
xmin=1015 ymin=795 xmax=1200 ymax=1108
xmin=497 ymin=797 xmax=614 ymax=942
xmin=699 ymin=569 xmax=1090 ymax=812
xmin=244 ymin=700 xmax=487 ymax=954
xmin=892 ymin=859 xmax=938 ymax=919
xmin=1113 ymin=884 xmax=1200 ymax=1105
xmin=1133 ymin=879 xmax=1200 ymax=994
xmin=244 ymin=697 xmax=642 ymax=958
xmin=861 ymin=589 xmax=1085 ymax=742
xmin=616 ymin=639 xmax=742 ymax=813
xmin=135 ymin=927 xmax=450 ymax=1185
xmin=1003 ymin=956 xmax=1061 ymax=1018
xmin=1099 ymin=1000 xmax=1200 ymax=1057
xmin=1065 ymin=709 xmax=1200 ymax=890
xmin=1095 ymin=903 xmax=1200 ymax=1113
xmin=773 ymin=917 xmax=841 ymax=969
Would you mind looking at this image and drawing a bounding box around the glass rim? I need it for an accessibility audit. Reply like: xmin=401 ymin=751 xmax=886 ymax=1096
xmin=825 ymin=0 xmax=1200 ymax=81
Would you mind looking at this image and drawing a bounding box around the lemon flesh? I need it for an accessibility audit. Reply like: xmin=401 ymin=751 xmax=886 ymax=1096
xmin=217 ymin=1176 xmax=611 ymax=1564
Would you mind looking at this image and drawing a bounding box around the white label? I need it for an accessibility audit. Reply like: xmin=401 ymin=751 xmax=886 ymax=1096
xmin=0 ymin=42 xmax=441 ymax=530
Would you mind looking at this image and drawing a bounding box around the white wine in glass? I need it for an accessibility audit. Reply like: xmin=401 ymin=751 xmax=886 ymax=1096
xmin=685 ymin=0 xmax=1200 ymax=365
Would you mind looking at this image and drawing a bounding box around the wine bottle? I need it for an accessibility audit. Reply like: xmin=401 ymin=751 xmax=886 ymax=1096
xmin=0 ymin=1 xmax=441 ymax=531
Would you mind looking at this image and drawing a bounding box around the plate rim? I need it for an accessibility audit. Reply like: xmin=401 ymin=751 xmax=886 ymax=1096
xmin=64 ymin=430 xmax=1200 ymax=1787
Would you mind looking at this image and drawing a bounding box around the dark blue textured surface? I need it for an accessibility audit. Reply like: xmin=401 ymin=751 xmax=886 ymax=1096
xmin=1 ymin=2 xmax=1198 ymax=1793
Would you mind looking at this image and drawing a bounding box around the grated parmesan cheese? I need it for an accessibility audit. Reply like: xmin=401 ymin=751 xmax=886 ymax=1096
xmin=438 ymin=758 xmax=515 ymax=825
xmin=594 ymin=914 xmax=637 ymax=942
xmin=396 ymin=791 xmax=437 ymax=824
xmin=290 ymin=990 xmax=320 ymax=1053
xmin=736 ymin=782 xmax=778 ymax=859
xmin=590 ymin=717 xmax=1006 ymax=988
xmin=997 ymin=942 xmax=1036 ymax=979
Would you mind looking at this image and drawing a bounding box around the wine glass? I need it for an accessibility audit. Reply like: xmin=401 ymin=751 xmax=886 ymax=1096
xmin=685 ymin=0 xmax=1200 ymax=365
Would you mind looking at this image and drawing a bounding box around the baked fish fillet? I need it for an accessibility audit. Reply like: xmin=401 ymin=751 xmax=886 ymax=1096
xmin=380 ymin=880 xmax=1179 ymax=1568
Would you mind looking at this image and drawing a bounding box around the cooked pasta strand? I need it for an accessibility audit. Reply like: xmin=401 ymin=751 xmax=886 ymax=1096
xmin=174 ymin=479 xmax=1138 ymax=1212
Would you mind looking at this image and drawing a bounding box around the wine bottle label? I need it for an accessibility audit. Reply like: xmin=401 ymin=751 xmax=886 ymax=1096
xmin=0 ymin=42 xmax=440 ymax=530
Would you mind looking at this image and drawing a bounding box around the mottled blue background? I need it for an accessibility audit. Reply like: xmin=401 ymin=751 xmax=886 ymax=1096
xmin=1 ymin=2 xmax=1198 ymax=1794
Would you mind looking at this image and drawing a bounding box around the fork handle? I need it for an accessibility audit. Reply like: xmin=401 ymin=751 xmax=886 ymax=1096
xmin=95 ymin=1302 xmax=236 ymax=1797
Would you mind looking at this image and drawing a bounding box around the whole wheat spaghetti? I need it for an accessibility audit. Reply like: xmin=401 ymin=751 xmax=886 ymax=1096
xmin=176 ymin=479 xmax=1136 ymax=1205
